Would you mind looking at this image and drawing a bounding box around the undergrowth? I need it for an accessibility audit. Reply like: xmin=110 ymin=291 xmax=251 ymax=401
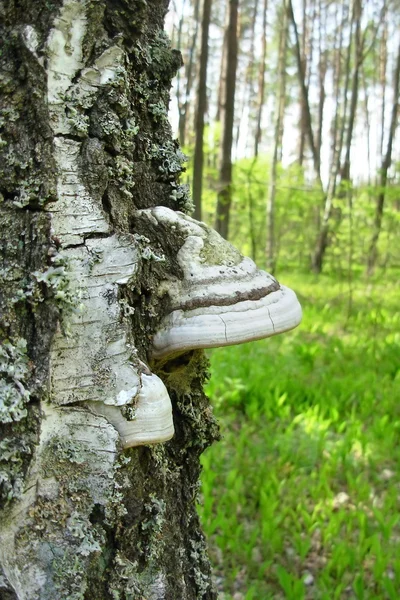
xmin=199 ymin=272 xmax=400 ymax=600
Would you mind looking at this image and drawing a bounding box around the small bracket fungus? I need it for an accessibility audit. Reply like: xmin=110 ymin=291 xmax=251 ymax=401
xmin=137 ymin=207 xmax=302 ymax=359
xmin=87 ymin=373 xmax=174 ymax=448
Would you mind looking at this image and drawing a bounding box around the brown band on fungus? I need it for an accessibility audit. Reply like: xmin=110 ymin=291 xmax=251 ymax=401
xmin=174 ymin=280 xmax=281 ymax=312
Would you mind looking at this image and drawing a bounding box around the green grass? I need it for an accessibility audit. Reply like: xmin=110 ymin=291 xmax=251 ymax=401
xmin=199 ymin=272 xmax=400 ymax=599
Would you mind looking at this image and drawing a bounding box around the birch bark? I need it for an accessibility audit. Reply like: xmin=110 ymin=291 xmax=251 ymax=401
xmin=0 ymin=2 xmax=218 ymax=598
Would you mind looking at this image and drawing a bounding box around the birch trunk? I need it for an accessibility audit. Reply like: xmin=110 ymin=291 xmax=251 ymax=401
xmin=340 ymin=0 xmax=362 ymax=183
xmin=179 ymin=0 xmax=201 ymax=147
xmin=367 ymin=40 xmax=400 ymax=273
xmin=254 ymin=0 xmax=267 ymax=158
xmin=311 ymin=1 xmax=352 ymax=273
xmin=192 ymin=0 xmax=212 ymax=221
xmin=288 ymin=0 xmax=322 ymax=185
xmin=0 ymin=2 xmax=219 ymax=599
xmin=266 ymin=0 xmax=288 ymax=273
xmin=215 ymin=0 xmax=239 ymax=239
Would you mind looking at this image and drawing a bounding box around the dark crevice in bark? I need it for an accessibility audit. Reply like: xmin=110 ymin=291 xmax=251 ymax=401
xmin=84 ymin=231 xmax=113 ymax=242
xmin=0 ymin=190 xmax=16 ymax=202
xmin=53 ymin=133 xmax=86 ymax=143
xmin=101 ymin=190 xmax=115 ymax=228
xmin=84 ymin=504 xmax=119 ymax=600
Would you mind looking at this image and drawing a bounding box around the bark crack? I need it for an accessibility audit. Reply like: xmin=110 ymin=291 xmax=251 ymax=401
xmin=266 ymin=305 xmax=276 ymax=333
xmin=219 ymin=315 xmax=228 ymax=343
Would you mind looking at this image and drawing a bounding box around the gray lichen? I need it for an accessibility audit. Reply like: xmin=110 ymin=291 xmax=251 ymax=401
xmin=0 ymin=338 xmax=31 ymax=424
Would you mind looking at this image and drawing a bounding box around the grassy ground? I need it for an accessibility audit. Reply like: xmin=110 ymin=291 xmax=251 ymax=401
xmin=199 ymin=272 xmax=400 ymax=600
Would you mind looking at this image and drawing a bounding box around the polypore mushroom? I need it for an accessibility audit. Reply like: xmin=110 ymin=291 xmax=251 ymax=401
xmin=87 ymin=372 xmax=174 ymax=448
xmin=137 ymin=207 xmax=302 ymax=359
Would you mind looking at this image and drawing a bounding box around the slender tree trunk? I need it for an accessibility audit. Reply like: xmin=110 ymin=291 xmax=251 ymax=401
xmin=298 ymin=0 xmax=308 ymax=166
xmin=254 ymin=0 xmax=268 ymax=157
xmin=362 ymin=65 xmax=372 ymax=185
xmin=179 ymin=0 xmax=200 ymax=146
xmin=193 ymin=0 xmax=212 ymax=221
xmin=367 ymin=40 xmax=400 ymax=273
xmin=288 ymin=0 xmax=322 ymax=186
xmin=328 ymin=2 xmax=344 ymax=170
xmin=235 ymin=0 xmax=259 ymax=156
xmin=311 ymin=1 xmax=353 ymax=273
xmin=179 ymin=0 xmax=201 ymax=147
xmin=0 ymin=2 xmax=220 ymax=599
xmin=340 ymin=0 xmax=362 ymax=183
xmin=379 ymin=13 xmax=388 ymax=166
xmin=215 ymin=0 xmax=239 ymax=239
xmin=216 ymin=7 xmax=228 ymax=124
xmin=176 ymin=0 xmax=187 ymax=144
xmin=266 ymin=0 xmax=288 ymax=273
xmin=315 ymin=0 xmax=326 ymax=168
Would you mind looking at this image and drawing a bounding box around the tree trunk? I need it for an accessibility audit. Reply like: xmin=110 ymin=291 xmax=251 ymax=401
xmin=361 ymin=65 xmax=372 ymax=185
xmin=266 ymin=0 xmax=288 ymax=273
xmin=315 ymin=0 xmax=326 ymax=168
xmin=215 ymin=0 xmax=239 ymax=239
xmin=0 ymin=2 xmax=219 ymax=599
xmin=288 ymin=0 xmax=322 ymax=185
xmin=367 ymin=40 xmax=400 ymax=273
xmin=298 ymin=0 xmax=315 ymax=167
xmin=192 ymin=0 xmax=212 ymax=221
xmin=235 ymin=0 xmax=259 ymax=157
xmin=379 ymin=12 xmax=388 ymax=168
xmin=254 ymin=0 xmax=268 ymax=157
xmin=340 ymin=0 xmax=362 ymax=183
xmin=311 ymin=1 xmax=352 ymax=273
xmin=179 ymin=0 xmax=201 ymax=147
xmin=216 ymin=20 xmax=227 ymax=125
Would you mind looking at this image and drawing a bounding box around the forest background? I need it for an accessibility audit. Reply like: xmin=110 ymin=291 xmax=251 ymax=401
xmin=165 ymin=0 xmax=400 ymax=598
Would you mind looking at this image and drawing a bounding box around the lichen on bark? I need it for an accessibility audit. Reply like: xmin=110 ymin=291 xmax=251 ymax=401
xmin=0 ymin=1 xmax=219 ymax=599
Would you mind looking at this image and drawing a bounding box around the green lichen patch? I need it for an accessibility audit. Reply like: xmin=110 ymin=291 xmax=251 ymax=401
xmin=0 ymin=431 xmax=32 ymax=504
xmin=108 ymin=553 xmax=144 ymax=600
xmin=52 ymin=549 xmax=88 ymax=600
xmin=140 ymin=494 xmax=167 ymax=561
xmin=199 ymin=226 xmax=243 ymax=267
xmin=0 ymin=338 xmax=31 ymax=424
xmin=32 ymin=253 xmax=82 ymax=319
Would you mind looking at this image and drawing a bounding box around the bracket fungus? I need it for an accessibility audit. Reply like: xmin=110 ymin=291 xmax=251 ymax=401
xmin=87 ymin=372 xmax=174 ymax=448
xmin=137 ymin=207 xmax=302 ymax=359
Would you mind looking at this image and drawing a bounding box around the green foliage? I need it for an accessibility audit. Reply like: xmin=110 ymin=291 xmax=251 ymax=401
xmin=184 ymin=143 xmax=400 ymax=272
xmin=199 ymin=272 xmax=400 ymax=599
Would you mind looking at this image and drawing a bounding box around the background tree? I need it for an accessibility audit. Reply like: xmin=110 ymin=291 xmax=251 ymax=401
xmin=368 ymin=40 xmax=400 ymax=272
xmin=193 ymin=0 xmax=212 ymax=220
xmin=266 ymin=0 xmax=288 ymax=272
xmin=215 ymin=0 xmax=239 ymax=239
